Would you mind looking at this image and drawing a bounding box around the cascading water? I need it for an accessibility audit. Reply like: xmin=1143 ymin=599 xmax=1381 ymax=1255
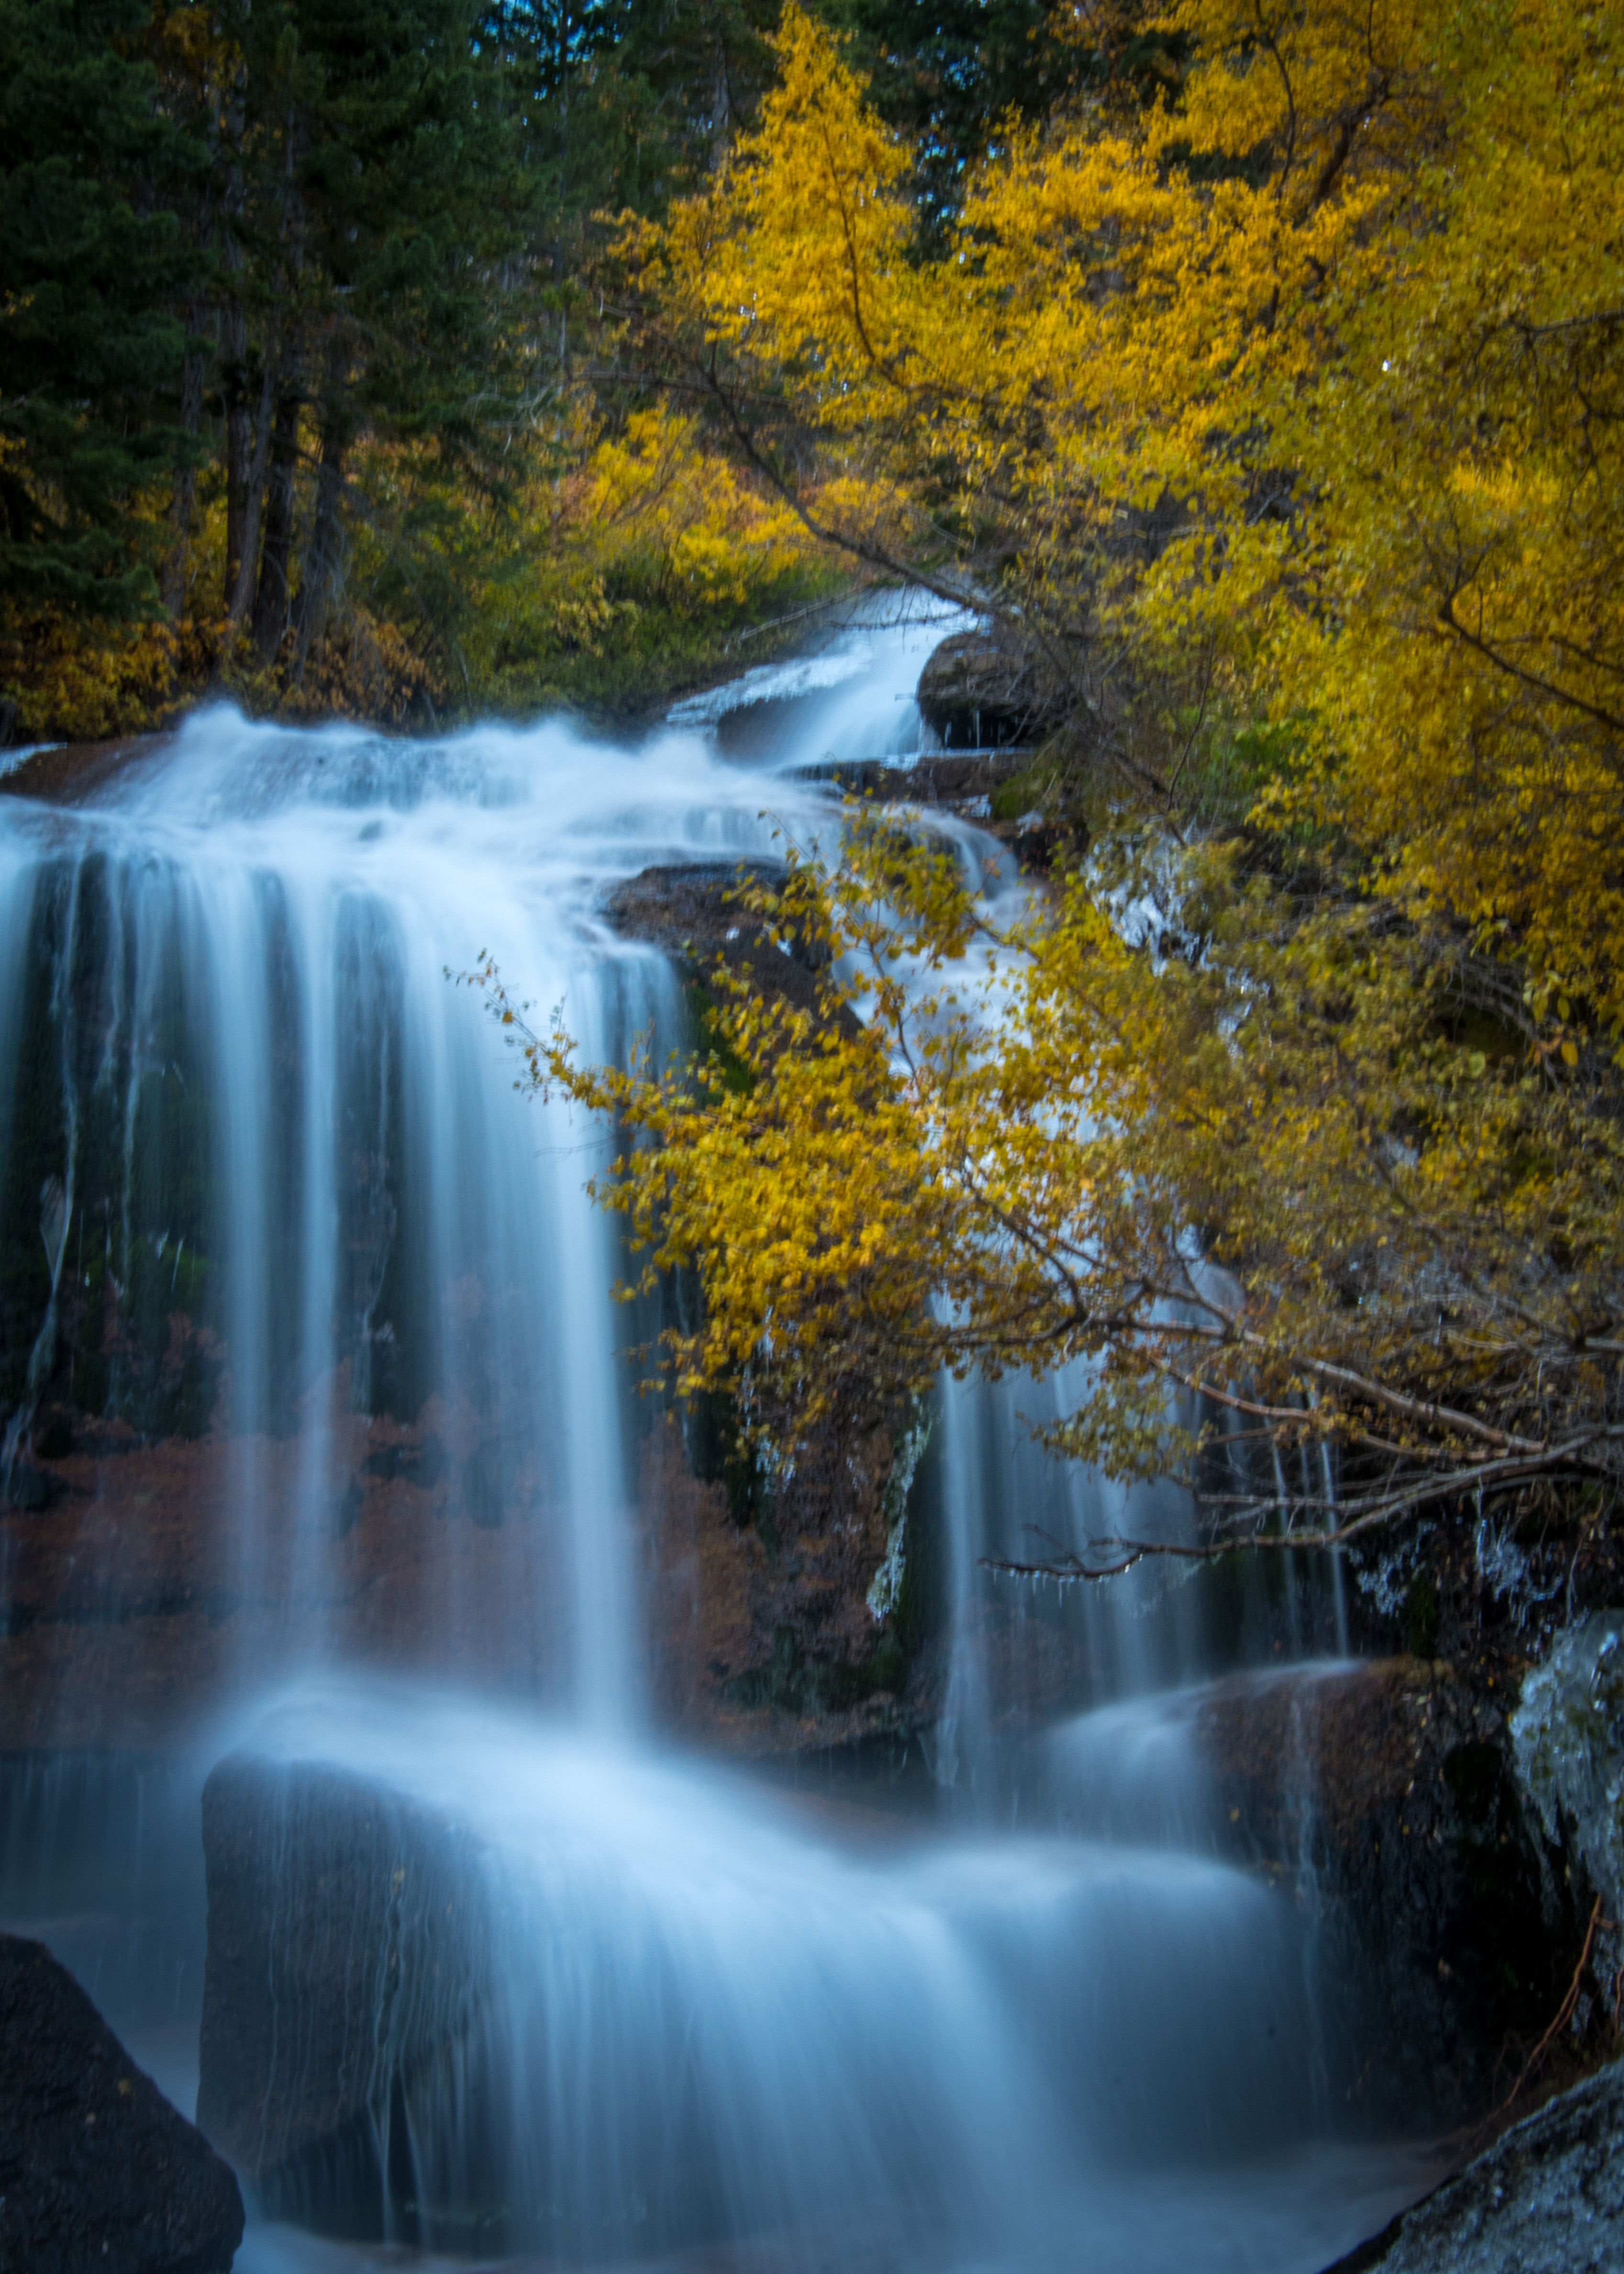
xmin=0 ymin=597 xmax=1419 ymax=2273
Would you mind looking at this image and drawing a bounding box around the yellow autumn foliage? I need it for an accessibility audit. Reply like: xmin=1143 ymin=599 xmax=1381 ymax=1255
xmin=522 ymin=804 xmax=1622 ymax=1556
xmin=577 ymin=404 xmax=829 ymax=607
xmin=655 ymin=0 xmax=1624 ymax=1027
xmin=525 ymin=0 xmax=1624 ymax=1559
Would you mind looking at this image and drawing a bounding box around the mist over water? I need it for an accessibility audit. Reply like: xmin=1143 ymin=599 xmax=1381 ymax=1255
xmin=0 ymin=598 xmax=1415 ymax=2272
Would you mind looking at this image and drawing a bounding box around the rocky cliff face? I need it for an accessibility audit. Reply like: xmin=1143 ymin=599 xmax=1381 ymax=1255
xmin=610 ymin=862 xmax=928 ymax=1768
xmin=0 ymin=850 xmax=923 ymax=1765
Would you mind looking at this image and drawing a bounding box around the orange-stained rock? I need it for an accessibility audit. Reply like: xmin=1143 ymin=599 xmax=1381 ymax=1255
xmin=1 ymin=1392 xmax=915 ymax=1764
xmin=636 ymin=1411 xmax=920 ymax=1767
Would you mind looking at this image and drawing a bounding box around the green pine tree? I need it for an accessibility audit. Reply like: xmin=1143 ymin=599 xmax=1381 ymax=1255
xmin=0 ymin=0 xmax=206 ymax=624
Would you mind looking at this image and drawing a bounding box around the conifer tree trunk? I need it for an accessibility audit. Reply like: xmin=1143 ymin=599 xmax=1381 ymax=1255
xmin=247 ymin=110 xmax=309 ymax=669
xmin=252 ymin=359 xmax=302 ymax=666
xmin=222 ymin=331 xmax=282 ymax=651
xmin=162 ymin=37 xmax=227 ymax=618
xmin=222 ymin=329 xmax=251 ymax=612
xmin=161 ymin=315 xmax=208 ymax=617
xmin=290 ymin=332 xmax=350 ymax=682
xmin=220 ymin=64 xmax=251 ymax=613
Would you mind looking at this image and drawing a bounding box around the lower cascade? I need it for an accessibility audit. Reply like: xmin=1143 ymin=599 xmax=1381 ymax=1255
xmin=196 ymin=1684 xmax=1343 ymax=2268
xmin=0 ymin=604 xmax=1470 ymax=2270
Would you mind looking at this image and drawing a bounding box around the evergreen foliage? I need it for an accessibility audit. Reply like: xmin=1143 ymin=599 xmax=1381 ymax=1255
xmin=0 ymin=0 xmax=205 ymax=620
xmin=0 ymin=0 xmax=864 ymax=737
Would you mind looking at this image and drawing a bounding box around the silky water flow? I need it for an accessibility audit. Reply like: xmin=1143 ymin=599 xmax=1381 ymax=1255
xmin=0 ymin=600 xmax=1414 ymax=2272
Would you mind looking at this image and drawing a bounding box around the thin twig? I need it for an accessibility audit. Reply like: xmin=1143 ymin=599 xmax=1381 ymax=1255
xmin=1466 ymin=1894 xmax=1608 ymax=2153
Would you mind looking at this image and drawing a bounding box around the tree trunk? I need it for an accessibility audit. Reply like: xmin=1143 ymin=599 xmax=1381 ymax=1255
xmin=246 ymin=107 xmax=309 ymax=664
xmin=239 ymin=100 xmax=309 ymax=666
xmin=223 ymin=324 xmax=251 ymax=613
xmin=222 ymin=249 xmax=246 ymax=596
xmin=289 ymin=333 xmax=350 ymax=683
xmin=221 ymin=329 xmax=283 ymax=653
xmin=164 ymin=56 xmax=226 ymax=621
xmin=220 ymin=62 xmax=250 ymax=613
xmin=252 ymin=365 xmax=302 ymax=667
xmin=162 ymin=317 xmax=208 ymax=618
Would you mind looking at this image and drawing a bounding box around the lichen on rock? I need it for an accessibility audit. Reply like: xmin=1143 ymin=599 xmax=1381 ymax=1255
xmin=1511 ymin=1612 xmax=1624 ymax=1923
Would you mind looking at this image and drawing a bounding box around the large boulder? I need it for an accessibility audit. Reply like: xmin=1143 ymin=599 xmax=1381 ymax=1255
xmin=0 ymin=1931 xmax=243 ymax=2274
xmin=1326 ymin=2057 xmax=1624 ymax=2272
xmin=196 ymin=1754 xmax=494 ymax=2232
xmin=915 ymin=627 xmax=1062 ymax=749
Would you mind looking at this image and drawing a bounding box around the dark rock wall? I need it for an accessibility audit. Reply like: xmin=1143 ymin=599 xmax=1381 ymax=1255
xmin=0 ymin=841 xmax=578 ymax=1748
xmin=637 ymin=1408 xmax=922 ymax=1765
xmin=611 ymin=863 xmax=930 ymax=1765
xmin=1191 ymin=1661 xmax=1581 ymax=2129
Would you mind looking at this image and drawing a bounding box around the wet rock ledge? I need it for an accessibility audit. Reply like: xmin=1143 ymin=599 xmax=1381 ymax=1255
xmin=606 ymin=857 xmax=828 ymax=1016
xmin=0 ymin=1930 xmax=243 ymax=2273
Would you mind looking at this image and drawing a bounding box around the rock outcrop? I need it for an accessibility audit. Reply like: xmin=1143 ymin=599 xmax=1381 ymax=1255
xmin=915 ymin=627 xmax=1062 ymax=749
xmin=637 ymin=1405 xmax=923 ymax=1769
xmin=605 ymin=858 xmax=827 ymax=1016
xmin=0 ymin=1406 xmax=590 ymax=1751
xmin=1512 ymin=1612 xmax=1624 ymax=1928
xmin=0 ymin=732 xmax=173 ymax=810
xmin=785 ymin=748 xmax=1034 ymax=803
xmin=1326 ymin=2058 xmax=1624 ymax=2273
xmin=0 ymin=1930 xmax=243 ymax=2274
xmin=1189 ymin=1660 xmax=1577 ymax=2127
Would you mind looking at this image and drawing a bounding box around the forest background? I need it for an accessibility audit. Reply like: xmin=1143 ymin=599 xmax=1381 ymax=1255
xmin=4 ymin=0 xmax=1621 ymax=1614
xmin=0 ymin=0 xmax=1063 ymax=738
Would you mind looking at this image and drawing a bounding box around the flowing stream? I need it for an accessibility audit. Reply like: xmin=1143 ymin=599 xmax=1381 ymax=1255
xmin=0 ymin=599 xmax=1420 ymax=2271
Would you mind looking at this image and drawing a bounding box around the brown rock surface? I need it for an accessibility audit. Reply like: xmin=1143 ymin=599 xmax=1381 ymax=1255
xmin=605 ymin=858 xmax=828 ymax=1016
xmin=636 ymin=1411 xmax=917 ymax=1763
xmin=607 ymin=864 xmax=924 ymax=1764
xmin=0 ymin=1378 xmax=578 ymax=1753
xmin=1 ymin=1376 xmax=919 ymax=1765
xmin=0 ymin=732 xmax=177 ymax=808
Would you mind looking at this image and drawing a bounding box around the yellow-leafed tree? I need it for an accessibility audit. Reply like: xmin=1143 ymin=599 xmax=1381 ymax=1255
xmin=515 ymin=0 xmax=1624 ymax=1569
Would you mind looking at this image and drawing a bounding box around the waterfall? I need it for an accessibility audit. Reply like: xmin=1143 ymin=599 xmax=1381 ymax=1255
xmin=0 ymin=598 xmax=1414 ymax=2273
xmin=0 ymin=699 xmax=839 ymax=1725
